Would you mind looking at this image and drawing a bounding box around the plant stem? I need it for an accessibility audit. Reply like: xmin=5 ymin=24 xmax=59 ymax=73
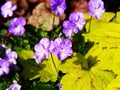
xmin=51 ymin=13 xmax=55 ymax=39
xmin=88 ymin=16 xmax=92 ymax=33
xmin=50 ymin=53 xmax=58 ymax=75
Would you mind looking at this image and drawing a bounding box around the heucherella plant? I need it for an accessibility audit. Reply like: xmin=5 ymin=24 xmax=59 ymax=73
xmin=0 ymin=1 xmax=17 ymax=18
xmin=63 ymin=12 xmax=85 ymax=38
xmin=0 ymin=58 xmax=10 ymax=77
xmin=6 ymin=80 xmax=21 ymax=90
xmin=8 ymin=17 xmax=26 ymax=36
xmin=5 ymin=48 xmax=18 ymax=65
xmin=50 ymin=0 xmax=66 ymax=16
xmin=88 ymin=0 xmax=105 ymax=19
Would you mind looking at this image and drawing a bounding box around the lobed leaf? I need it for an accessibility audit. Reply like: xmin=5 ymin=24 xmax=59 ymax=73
xmin=19 ymin=50 xmax=61 ymax=82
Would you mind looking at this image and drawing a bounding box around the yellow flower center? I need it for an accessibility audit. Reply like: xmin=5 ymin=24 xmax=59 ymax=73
xmin=16 ymin=26 xmax=20 ymax=31
xmin=94 ymin=10 xmax=99 ymax=15
xmin=0 ymin=68 xmax=3 ymax=73
xmin=9 ymin=58 xmax=14 ymax=63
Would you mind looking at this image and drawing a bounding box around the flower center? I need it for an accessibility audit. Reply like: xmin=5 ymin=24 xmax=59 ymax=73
xmin=57 ymin=6 xmax=61 ymax=11
xmin=76 ymin=22 xmax=79 ymax=27
xmin=16 ymin=26 xmax=20 ymax=31
xmin=9 ymin=58 xmax=14 ymax=63
xmin=61 ymin=50 xmax=65 ymax=55
xmin=0 ymin=68 xmax=3 ymax=73
xmin=94 ymin=10 xmax=99 ymax=15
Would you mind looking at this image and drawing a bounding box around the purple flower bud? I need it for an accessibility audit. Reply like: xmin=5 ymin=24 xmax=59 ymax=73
xmin=50 ymin=0 xmax=66 ymax=16
xmin=8 ymin=17 xmax=26 ymax=36
xmin=88 ymin=0 xmax=105 ymax=19
xmin=34 ymin=38 xmax=50 ymax=64
xmin=0 ymin=1 xmax=17 ymax=18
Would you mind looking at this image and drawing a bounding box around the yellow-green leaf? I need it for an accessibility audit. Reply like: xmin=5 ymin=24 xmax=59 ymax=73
xmin=100 ymin=12 xmax=115 ymax=22
xmin=85 ymin=43 xmax=120 ymax=74
xmin=59 ymin=53 xmax=82 ymax=73
xmin=116 ymin=12 xmax=120 ymax=23
xmin=83 ymin=20 xmax=120 ymax=47
xmin=19 ymin=50 xmax=34 ymax=60
xmin=106 ymin=75 xmax=120 ymax=90
xmin=61 ymin=66 xmax=115 ymax=90
xmin=19 ymin=51 xmax=61 ymax=82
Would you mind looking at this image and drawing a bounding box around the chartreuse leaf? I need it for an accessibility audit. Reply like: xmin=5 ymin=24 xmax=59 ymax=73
xmin=106 ymin=75 xmax=120 ymax=90
xmin=19 ymin=50 xmax=34 ymax=60
xmin=83 ymin=19 xmax=120 ymax=74
xmin=59 ymin=53 xmax=115 ymax=90
xmin=19 ymin=50 xmax=61 ymax=82
xmin=59 ymin=53 xmax=82 ymax=73
xmin=60 ymin=56 xmax=115 ymax=90
xmin=85 ymin=43 xmax=120 ymax=74
xmin=83 ymin=20 xmax=120 ymax=47
xmin=116 ymin=12 xmax=120 ymax=23
xmin=100 ymin=12 xmax=115 ymax=21
xmin=84 ymin=12 xmax=115 ymax=22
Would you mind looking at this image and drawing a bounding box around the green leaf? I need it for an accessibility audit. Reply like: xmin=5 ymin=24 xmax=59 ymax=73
xmin=4 ymin=20 xmax=10 ymax=26
xmin=60 ymin=65 xmax=115 ymax=90
xmin=0 ymin=29 xmax=7 ymax=35
xmin=35 ymin=83 xmax=57 ymax=90
xmin=116 ymin=12 xmax=120 ymax=23
xmin=19 ymin=51 xmax=61 ymax=82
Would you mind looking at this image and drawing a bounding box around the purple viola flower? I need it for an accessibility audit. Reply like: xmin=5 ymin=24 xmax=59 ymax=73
xmin=57 ymin=83 xmax=62 ymax=90
xmin=0 ymin=58 xmax=10 ymax=76
xmin=50 ymin=0 xmax=66 ymax=16
xmin=52 ymin=38 xmax=72 ymax=61
xmin=88 ymin=0 xmax=105 ymax=19
xmin=62 ymin=20 xmax=73 ymax=38
xmin=62 ymin=12 xmax=85 ymax=38
xmin=34 ymin=38 xmax=51 ymax=64
xmin=8 ymin=17 xmax=26 ymax=36
xmin=0 ymin=1 xmax=17 ymax=18
xmin=69 ymin=12 xmax=86 ymax=32
xmin=6 ymin=81 xmax=21 ymax=90
xmin=5 ymin=48 xmax=17 ymax=65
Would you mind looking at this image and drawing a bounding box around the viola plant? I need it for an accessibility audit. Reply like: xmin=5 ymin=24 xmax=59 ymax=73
xmin=88 ymin=0 xmax=105 ymax=19
xmin=6 ymin=80 xmax=21 ymax=90
xmin=0 ymin=58 xmax=10 ymax=77
xmin=8 ymin=17 xmax=26 ymax=36
xmin=0 ymin=1 xmax=17 ymax=18
xmin=63 ymin=12 xmax=86 ymax=38
xmin=50 ymin=0 xmax=66 ymax=16
xmin=1 ymin=0 xmax=120 ymax=90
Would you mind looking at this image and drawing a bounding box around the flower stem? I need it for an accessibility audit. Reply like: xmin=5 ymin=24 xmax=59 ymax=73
xmin=88 ymin=16 xmax=92 ymax=33
xmin=50 ymin=53 xmax=58 ymax=75
xmin=51 ymin=13 xmax=56 ymax=39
